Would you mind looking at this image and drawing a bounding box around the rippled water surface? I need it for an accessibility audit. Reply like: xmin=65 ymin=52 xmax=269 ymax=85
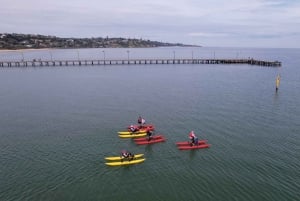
xmin=0 ymin=47 xmax=299 ymax=201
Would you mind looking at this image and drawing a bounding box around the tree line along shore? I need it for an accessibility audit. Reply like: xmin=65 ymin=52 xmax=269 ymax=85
xmin=0 ymin=33 xmax=198 ymax=50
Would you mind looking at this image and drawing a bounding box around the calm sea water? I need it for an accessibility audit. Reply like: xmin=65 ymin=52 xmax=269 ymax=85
xmin=0 ymin=47 xmax=299 ymax=201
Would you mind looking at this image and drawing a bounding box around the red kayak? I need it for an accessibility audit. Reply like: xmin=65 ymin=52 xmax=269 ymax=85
xmin=176 ymin=140 xmax=207 ymax=146
xmin=134 ymin=135 xmax=163 ymax=142
xmin=127 ymin=124 xmax=155 ymax=132
xmin=178 ymin=143 xmax=210 ymax=150
xmin=135 ymin=137 xmax=166 ymax=145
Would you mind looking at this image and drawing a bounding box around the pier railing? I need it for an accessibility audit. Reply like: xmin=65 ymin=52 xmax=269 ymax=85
xmin=0 ymin=58 xmax=281 ymax=67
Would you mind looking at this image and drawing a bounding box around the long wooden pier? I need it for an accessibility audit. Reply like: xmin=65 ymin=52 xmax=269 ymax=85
xmin=0 ymin=58 xmax=281 ymax=67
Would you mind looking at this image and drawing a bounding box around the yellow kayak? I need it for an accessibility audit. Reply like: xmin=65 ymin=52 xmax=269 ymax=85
xmin=105 ymin=154 xmax=144 ymax=161
xmin=118 ymin=131 xmax=147 ymax=135
xmin=118 ymin=124 xmax=155 ymax=135
xmin=119 ymin=133 xmax=147 ymax=138
xmin=105 ymin=158 xmax=146 ymax=166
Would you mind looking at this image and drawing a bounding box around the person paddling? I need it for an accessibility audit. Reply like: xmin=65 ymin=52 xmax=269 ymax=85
xmin=120 ymin=150 xmax=134 ymax=162
xmin=129 ymin=125 xmax=139 ymax=133
xmin=138 ymin=116 xmax=146 ymax=128
xmin=146 ymin=129 xmax=154 ymax=141
xmin=189 ymin=131 xmax=199 ymax=146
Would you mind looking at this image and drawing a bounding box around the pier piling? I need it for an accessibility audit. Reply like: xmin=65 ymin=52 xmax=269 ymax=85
xmin=0 ymin=58 xmax=281 ymax=68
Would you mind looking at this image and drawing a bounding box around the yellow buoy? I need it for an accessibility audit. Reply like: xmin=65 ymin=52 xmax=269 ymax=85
xmin=276 ymin=74 xmax=280 ymax=92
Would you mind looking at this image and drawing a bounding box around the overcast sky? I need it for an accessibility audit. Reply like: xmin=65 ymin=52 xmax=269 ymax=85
xmin=1 ymin=0 xmax=299 ymax=48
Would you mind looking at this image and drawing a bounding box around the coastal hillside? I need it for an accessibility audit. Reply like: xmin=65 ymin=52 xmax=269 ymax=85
xmin=0 ymin=33 xmax=197 ymax=50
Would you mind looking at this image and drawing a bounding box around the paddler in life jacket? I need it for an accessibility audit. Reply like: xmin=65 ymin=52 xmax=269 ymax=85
xmin=120 ymin=150 xmax=134 ymax=162
xmin=146 ymin=129 xmax=154 ymax=141
xmin=137 ymin=116 xmax=146 ymax=128
xmin=189 ymin=131 xmax=199 ymax=146
xmin=129 ymin=125 xmax=139 ymax=133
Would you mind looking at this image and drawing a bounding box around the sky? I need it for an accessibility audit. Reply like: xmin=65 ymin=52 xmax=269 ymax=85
xmin=1 ymin=0 xmax=300 ymax=48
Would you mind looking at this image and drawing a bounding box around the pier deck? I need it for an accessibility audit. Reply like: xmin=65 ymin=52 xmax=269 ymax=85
xmin=0 ymin=58 xmax=281 ymax=67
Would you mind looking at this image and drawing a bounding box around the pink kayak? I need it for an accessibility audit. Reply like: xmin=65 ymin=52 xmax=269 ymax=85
xmin=176 ymin=140 xmax=207 ymax=146
xmin=135 ymin=137 xmax=166 ymax=145
xmin=127 ymin=124 xmax=155 ymax=131
xmin=178 ymin=143 xmax=210 ymax=150
xmin=134 ymin=135 xmax=164 ymax=142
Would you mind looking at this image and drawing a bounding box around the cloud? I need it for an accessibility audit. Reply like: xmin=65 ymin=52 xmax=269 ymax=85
xmin=0 ymin=0 xmax=299 ymax=47
xmin=188 ymin=32 xmax=230 ymax=38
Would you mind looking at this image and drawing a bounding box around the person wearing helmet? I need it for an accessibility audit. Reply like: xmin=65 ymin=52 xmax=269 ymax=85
xmin=120 ymin=150 xmax=134 ymax=162
xmin=189 ymin=131 xmax=199 ymax=146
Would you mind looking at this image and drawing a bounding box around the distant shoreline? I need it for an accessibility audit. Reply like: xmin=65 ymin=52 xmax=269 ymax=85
xmin=0 ymin=48 xmax=53 ymax=52
xmin=0 ymin=46 xmax=200 ymax=52
xmin=0 ymin=33 xmax=200 ymax=50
